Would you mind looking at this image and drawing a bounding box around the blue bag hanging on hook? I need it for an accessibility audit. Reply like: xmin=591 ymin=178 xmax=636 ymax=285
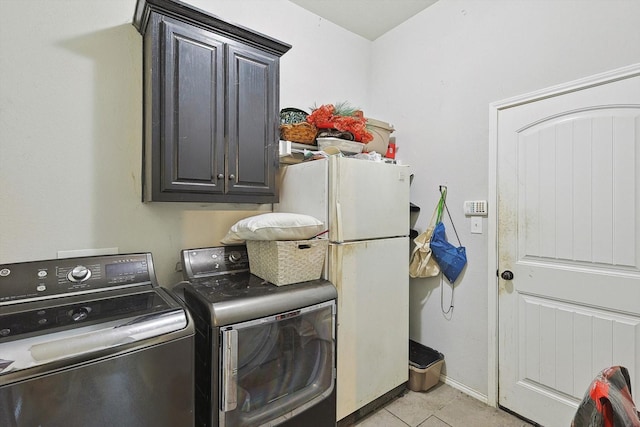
xmin=430 ymin=222 xmax=467 ymax=283
xmin=430 ymin=188 xmax=467 ymax=284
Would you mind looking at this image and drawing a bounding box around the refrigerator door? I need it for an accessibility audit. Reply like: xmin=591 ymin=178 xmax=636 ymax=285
xmin=330 ymin=156 xmax=409 ymax=242
xmin=276 ymin=157 xmax=410 ymax=242
xmin=275 ymin=160 xmax=329 ymax=228
xmin=329 ymin=237 xmax=409 ymax=421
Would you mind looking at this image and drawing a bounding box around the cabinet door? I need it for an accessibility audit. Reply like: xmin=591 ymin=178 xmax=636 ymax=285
xmin=158 ymin=19 xmax=225 ymax=199
xmin=227 ymin=44 xmax=279 ymax=198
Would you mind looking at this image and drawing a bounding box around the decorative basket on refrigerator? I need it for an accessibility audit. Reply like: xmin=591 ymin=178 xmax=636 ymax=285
xmin=279 ymin=122 xmax=318 ymax=144
xmin=279 ymin=107 xmax=317 ymax=144
xmin=246 ymin=239 xmax=328 ymax=286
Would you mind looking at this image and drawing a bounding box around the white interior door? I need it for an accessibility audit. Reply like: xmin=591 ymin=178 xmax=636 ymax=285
xmin=496 ymin=67 xmax=640 ymax=426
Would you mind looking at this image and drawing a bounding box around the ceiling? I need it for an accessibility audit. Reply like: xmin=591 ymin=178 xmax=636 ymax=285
xmin=289 ymin=0 xmax=439 ymax=41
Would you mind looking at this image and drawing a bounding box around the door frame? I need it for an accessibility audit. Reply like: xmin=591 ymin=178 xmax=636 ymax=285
xmin=486 ymin=62 xmax=640 ymax=408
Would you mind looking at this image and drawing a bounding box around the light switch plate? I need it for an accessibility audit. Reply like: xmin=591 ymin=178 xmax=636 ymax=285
xmin=471 ymin=217 xmax=482 ymax=234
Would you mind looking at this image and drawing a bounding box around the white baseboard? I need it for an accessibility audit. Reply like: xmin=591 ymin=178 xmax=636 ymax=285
xmin=440 ymin=374 xmax=490 ymax=406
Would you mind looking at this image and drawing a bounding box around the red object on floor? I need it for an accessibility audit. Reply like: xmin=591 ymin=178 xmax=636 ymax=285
xmin=572 ymin=366 xmax=640 ymax=427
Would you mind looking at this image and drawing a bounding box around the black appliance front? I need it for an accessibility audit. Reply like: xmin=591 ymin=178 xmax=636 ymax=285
xmin=0 ymin=336 xmax=193 ymax=426
xmin=0 ymin=253 xmax=195 ymax=427
xmin=176 ymin=245 xmax=337 ymax=427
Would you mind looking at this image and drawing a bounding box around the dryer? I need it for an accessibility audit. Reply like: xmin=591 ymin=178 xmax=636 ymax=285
xmin=169 ymin=245 xmax=337 ymax=427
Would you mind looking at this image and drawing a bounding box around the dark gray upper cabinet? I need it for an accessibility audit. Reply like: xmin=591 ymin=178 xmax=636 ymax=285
xmin=133 ymin=0 xmax=291 ymax=203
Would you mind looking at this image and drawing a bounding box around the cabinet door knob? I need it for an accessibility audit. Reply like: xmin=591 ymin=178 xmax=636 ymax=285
xmin=217 ymin=174 xmax=224 ymax=179
xmin=228 ymin=174 xmax=235 ymax=180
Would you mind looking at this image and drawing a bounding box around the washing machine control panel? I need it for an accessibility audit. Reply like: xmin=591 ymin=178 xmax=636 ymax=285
xmin=181 ymin=245 xmax=250 ymax=279
xmin=0 ymin=253 xmax=155 ymax=305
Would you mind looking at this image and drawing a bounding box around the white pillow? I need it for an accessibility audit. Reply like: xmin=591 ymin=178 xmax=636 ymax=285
xmin=221 ymin=213 xmax=325 ymax=244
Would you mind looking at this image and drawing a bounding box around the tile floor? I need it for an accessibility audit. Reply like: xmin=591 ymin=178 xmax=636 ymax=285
xmin=354 ymin=383 xmax=535 ymax=427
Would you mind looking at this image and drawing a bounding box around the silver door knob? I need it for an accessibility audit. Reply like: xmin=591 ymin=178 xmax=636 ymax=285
xmin=228 ymin=174 xmax=235 ymax=180
xmin=501 ymin=270 xmax=514 ymax=280
xmin=217 ymin=174 xmax=224 ymax=179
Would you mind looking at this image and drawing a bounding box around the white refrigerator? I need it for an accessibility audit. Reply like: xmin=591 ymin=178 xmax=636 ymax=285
xmin=275 ymin=156 xmax=410 ymax=421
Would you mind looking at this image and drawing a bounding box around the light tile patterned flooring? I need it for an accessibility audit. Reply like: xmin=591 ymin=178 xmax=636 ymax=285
xmin=354 ymin=383 xmax=535 ymax=427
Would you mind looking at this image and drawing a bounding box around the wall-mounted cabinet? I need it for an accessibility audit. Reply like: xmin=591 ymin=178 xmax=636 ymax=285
xmin=133 ymin=0 xmax=291 ymax=203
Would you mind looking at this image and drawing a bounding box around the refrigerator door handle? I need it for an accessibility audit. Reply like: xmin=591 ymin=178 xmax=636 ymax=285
xmin=335 ymin=201 xmax=343 ymax=242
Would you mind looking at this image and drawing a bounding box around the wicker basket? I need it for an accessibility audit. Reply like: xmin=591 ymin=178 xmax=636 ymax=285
xmin=246 ymin=239 xmax=328 ymax=286
xmin=280 ymin=122 xmax=318 ymax=144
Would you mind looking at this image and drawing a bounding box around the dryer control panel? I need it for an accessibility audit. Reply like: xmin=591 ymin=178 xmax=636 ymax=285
xmin=181 ymin=245 xmax=249 ymax=279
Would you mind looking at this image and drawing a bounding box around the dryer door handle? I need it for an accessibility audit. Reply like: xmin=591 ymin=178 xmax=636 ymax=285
xmin=221 ymin=329 xmax=238 ymax=412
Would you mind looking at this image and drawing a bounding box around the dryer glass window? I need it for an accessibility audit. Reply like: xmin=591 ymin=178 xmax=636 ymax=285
xmin=219 ymin=300 xmax=335 ymax=427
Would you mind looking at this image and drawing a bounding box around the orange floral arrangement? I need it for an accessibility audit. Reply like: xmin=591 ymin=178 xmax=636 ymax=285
xmin=306 ymin=103 xmax=374 ymax=143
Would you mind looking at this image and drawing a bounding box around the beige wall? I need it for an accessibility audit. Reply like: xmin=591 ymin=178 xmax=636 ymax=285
xmin=370 ymin=0 xmax=640 ymax=397
xmin=0 ymin=0 xmax=370 ymax=285
xmin=3 ymin=0 xmax=638 ymax=399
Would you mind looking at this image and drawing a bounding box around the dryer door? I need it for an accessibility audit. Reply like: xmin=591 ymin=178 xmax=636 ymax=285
xmin=219 ymin=300 xmax=335 ymax=427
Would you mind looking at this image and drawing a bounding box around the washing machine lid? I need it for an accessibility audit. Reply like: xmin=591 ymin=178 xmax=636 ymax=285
xmin=0 ymin=289 xmax=188 ymax=378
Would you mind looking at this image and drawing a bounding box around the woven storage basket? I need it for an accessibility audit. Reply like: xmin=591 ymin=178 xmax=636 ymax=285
xmin=280 ymin=122 xmax=318 ymax=144
xmin=246 ymin=239 xmax=328 ymax=286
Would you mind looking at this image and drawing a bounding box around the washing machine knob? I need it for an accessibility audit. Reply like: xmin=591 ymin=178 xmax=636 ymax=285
xmin=68 ymin=265 xmax=91 ymax=282
xmin=70 ymin=307 xmax=91 ymax=322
